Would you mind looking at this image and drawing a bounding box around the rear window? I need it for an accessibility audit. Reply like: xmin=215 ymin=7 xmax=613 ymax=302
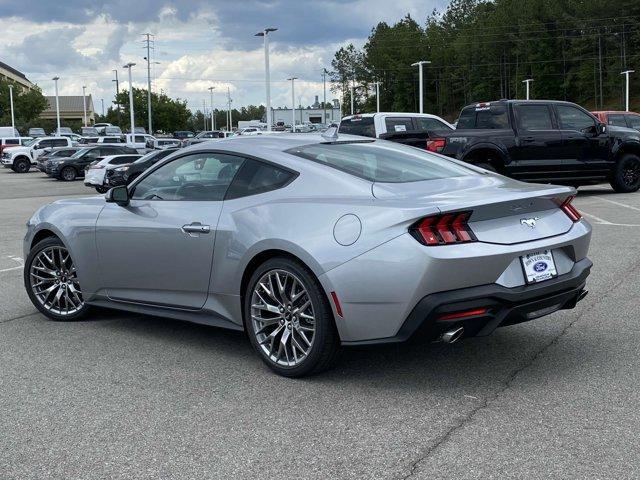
xmin=385 ymin=117 xmax=414 ymax=133
xmin=338 ymin=117 xmax=375 ymax=138
xmin=608 ymin=114 xmax=627 ymax=127
xmin=286 ymin=141 xmax=474 ymax=183
xmin=415 ymin=117 xmax=452 ymax=131
xmin=457 ymin=105 xmax=509 ymax=129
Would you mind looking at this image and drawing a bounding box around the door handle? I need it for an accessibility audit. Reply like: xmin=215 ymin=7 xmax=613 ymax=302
xmin=181 ymin=222 xmax=211 ymax=235
xmin=521 ymin=136 xmax=536 ymax=142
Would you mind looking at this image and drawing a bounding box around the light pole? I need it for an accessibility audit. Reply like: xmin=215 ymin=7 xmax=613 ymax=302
xmin=350 ymin=74 xmax=355 ymax=115
xmin=322 ymin=68 xmax=329 ymax=124
xmin=7 ymin=85 xmax=15 ymax=134
xmin=375 ymin=81 xmax=381 ymax=112
xmin=52 ymin=77 xmax=61 ymax=134
xmin=287 ymin=77 xmax=297 ymax=130
xmin=208 ymin=86 xmax=215 ymax=130
xmin=143 ymin=33 xmax=153 ymax=133
xmin=123 ymin=63 xmax=136 ymax=134
xmin=621 ymin=70 xmax=634 ymax=111
xmin=522 ymin=78 xmax=534 ymax=100
xmin=227 ymin=87 xmax=233 ymax=131
xmin=256 ymin=27 xmax=277 ymax=131
xmin=101 ymin=98 xmax=105 ymax=116
xmin=112 ymin=69 xmax=121 ymax=125
xmin=82 ymin=85 xmax=87 ymax=127
xmin=411 ymin=60 xmax=431 ymax=113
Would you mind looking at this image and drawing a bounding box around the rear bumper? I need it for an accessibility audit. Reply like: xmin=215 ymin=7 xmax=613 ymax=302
xmin=343 ymin=257 xmax=591 ymax=345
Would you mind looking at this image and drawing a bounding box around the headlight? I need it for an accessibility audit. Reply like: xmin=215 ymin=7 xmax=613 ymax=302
xmin=116 ymin=166 xmax=129 ymax=172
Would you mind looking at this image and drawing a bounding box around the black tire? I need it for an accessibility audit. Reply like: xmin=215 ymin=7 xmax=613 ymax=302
xmin=60 ymin=166 xmax=77 ymax=182
xmin=474 ymin=162 xmax=497 ymax=173
xmin=95 ymin=186 xmax=109 ymax=194
xmin=244 ymin=257 xmax=340 ymax=377
xmin=24 ymin=237 xmax=90 ymax=321
xmin=609 ymin=154 xmax=640 ymax=193
xmin=13 ymin=157 xmax=31 ymax=173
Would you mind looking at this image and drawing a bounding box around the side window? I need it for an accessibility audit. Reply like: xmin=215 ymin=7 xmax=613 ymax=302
xmin=415 ymin=117 xmax=451 ymax=131
xmin=135 ymin=136 xmax=145 ymax=143
xmin=476 ymin=107 xmax=509 ymax=129
xmin=625 ymin=115 xmax=640 ymax=130
xmin=85 ymin=149 xmax=101 ymax=159
xmin=608 ymin=114 xmax=628 ymax=127
xmin=39 ymin=140 xmax=53 ymax=148
xmin=226 ymin=159 xmax=296 ymax=199
xmin=53 ymin=139 xmax=68 ymax=147
xmin=6 ymin=138 xmax=19 ymax=145
xmin=131 ymin=152 xmax=244 ymax=201
xmin=556 ymin=105 xmax=596 ymax=132
xmin=514 ymin=105 xmax=554 ymax=130
xmin=385 ymin=117 xmax=414 ymax=133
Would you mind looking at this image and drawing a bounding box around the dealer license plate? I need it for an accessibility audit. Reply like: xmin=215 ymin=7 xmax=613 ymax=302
xmin=521 ymin=250 xmax=557 ymax=284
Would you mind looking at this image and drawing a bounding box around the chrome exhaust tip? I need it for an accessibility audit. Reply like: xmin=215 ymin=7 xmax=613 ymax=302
xmin=441 ymin=326 xmax=464 ymax=344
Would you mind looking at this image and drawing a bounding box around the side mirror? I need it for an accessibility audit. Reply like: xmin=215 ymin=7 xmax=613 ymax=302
xmin=105 ymin=185 xmax=129 ymax=206
xmin=596 ymin=122 xmax=606 ymax=135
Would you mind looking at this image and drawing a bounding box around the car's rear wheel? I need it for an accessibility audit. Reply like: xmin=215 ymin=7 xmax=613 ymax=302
xmin=610 ymin=154 xmax=640 ymax=193
xmin=60 ymin=166 xmax=77 ymax=181
xmin=95 ymin=186 xmax=109 ymax=194
xmin=24 ymin=237 xmax=89 ymax=321
xmin=244 ymin=257 xmax=340 ymax=377
xmin=13 ymin=157 xmax=30 ymax=173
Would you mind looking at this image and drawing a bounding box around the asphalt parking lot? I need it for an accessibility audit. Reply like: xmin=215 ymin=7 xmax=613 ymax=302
xmin=1 ymin=168 xmax=639 ymax=480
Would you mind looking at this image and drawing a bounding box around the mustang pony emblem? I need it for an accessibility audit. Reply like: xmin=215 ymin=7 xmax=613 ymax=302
xmin=520 ymin=217 xmax=540 ymax=228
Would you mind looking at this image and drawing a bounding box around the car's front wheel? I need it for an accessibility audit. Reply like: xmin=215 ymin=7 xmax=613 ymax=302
xmin=13 ymin=157 xmax=31 ymax=173
xmin=610 ymin=154 xmax=640 ymax=193
xmin=60 ymin=166 xmax=77 ymax=181
xmin=244 ymin=257 xmax=340 ymax=377
xmin=24 ymin=237 xmax=89 ymax=321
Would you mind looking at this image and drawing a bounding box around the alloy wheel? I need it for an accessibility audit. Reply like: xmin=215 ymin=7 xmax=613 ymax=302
xmin=622 ymin=158 xmax=640 ymax=187
xmin=250 ymin=269 xmax=316 ymax=367
xmin=29 ymin=246 xmax=84 ymax=316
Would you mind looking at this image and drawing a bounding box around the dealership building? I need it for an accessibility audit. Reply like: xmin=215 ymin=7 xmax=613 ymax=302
xmin=0 ymin=61 xmax=35 ymax=91
xmin=266 ymin=97 xmax=342 ymax=125
xmin=41 ymin=95 xmax=96 ymax=125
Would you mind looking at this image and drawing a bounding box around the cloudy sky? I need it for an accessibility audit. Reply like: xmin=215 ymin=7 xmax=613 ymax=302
xmin=0 ymin=0 xmax=448 ymax=114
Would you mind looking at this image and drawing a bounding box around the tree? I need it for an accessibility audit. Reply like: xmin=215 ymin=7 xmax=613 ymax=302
xmin=114 ymin=88 xmax=191 ymax=133
xmin=0 ymin=79 xmax=48 ymax=133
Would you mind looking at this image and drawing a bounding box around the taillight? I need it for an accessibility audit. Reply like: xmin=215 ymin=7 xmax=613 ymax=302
xmin=560 ymin=196 xmax=581 ymax=222
xmin=426 ymin=138 xmax=446 ymax=152
xmin=411 ymin=211 xmax=476 ymax=246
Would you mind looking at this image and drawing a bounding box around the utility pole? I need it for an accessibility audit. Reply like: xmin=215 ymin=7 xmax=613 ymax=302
xmin=123 ymin=63 xmax=136 ymax=134
xmin=322 ymin=68 xmax=328 ymax=124
xmin=227 ymin=87 xmax=232 ymax=131
xmin=522 ymin=78 xmax=533 ymax=100
xmin=598 ymin=33 xmax=603 ymax=109
xmin=287 ymin=77 xmax=297 ymax=130
xmin=143 ymin=33 xmax=153 ymax=134
xmin=112 ymin=69 xmax=121 ymax=125
xmin=621 ymin=70 xmax=635 ymax=111
xmin=350 ymin=73 xmax=355 ymax=115
xmin=375 ymin=81 xmax=381 ymax=112
xmin=82 ymin=85 xmax=87 ymax=127
xmin=52 ymin=77 xmax=61 ymax=134
xmin=202 ymin=100 xmax=207 ymax=130
xmin=101 ymin=98 xmax=105 ymax=116
xmin=411 ymin=60 xmax=431 ymax=113
xmin=7 ymin=85 xmax=15 ymax=134
xmin=208 ymin=86 xmax=215 ymax=131
xmin=255 ymin=28 xmax=277 ymax=131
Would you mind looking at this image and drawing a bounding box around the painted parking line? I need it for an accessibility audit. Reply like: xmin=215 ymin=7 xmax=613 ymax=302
xmin=596 ymin=197 xmax=640 ymax=213
xmin=0 ymin=255 xmax=23 ymax=273
xmin=581 ymin=211 xmax=640 ymax=227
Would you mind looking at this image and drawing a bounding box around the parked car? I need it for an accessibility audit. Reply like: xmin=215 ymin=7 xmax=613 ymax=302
xmin=78 ymin=137 xmax=100 ymax=145
xmin=94 ymin=123 xmax=112 ymax=135
xmin=183 ymin=131 xmax=226 ymax=146
xmin=23 ymin=134 xmax=592 ymax=377
xmin=36 ymin=147 xmax=82 ymax=172
xmin=338 ymin=112 xmax=454 ymax=148
xmin=81 ymin=127 xmax=100 ymax=137
xmin=52 ymin=127 xmax=74 ymax=136
xmin=45 ymin=145 xmax=137 ymax=181
xmin=149 ymin=138 xmax=182 ymax=149
xmin=124 ymin=133 xmax=155 ymax=152
xmin=84 ymin=154 xmax=142 ymax=193
xmin=104 ymin=126 xmax=123 ymax=137
xmin=28 ymin=128 xmax=46 ymax=138
xmin=0 ymin=126 xmax=20 ymax=137
xmin=1 ymin=137 xmax=73 ymax=173
xmin=428 ymin=100 xmax=640 ymax=193
xmin=104 ymin=148 xmax=179 ymax=187
xmin=591 ymin=111 xmax=640 ymax=131
xmin=133 ymin=127 xmax=147 ymax=134
xmin=0 ymin=136 xmax=32 ymax=156
xmin=173 ymin=130 xmax=195 ymax=140
xmin=96 ymin=136 xmax=124 ymax=144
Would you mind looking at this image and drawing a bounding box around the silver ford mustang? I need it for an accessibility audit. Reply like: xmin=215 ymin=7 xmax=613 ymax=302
xmin=23 ymin=133 xmax=592 ymax=377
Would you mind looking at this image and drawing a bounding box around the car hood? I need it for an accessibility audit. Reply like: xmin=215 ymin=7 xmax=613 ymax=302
xmin=606 ymin=125 xmax=640 ymax=139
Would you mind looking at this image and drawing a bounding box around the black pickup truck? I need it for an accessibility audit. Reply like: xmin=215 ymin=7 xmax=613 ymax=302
xmin=427 ymin=100 xmax=640 ymax=193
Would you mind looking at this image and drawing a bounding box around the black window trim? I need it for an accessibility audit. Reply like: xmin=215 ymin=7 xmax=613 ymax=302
xmin=128 ymin=149 xmax=298 ymax=201
xmin=512 ymin=103 xmax=557 ymax=131
xmin=553 ymin=103 xmax=597 ymax=131
xmin=224 ymin=157 xmax=299 ymax=200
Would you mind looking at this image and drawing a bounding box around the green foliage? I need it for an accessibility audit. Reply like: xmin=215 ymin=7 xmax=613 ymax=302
xmin=0 ymin=79 xmax=48 ymax=132
xmin=330 ymin=0 xmax=640 ymax=119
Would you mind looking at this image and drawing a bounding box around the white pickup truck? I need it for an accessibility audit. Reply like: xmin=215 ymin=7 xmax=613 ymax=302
xmin=1 ymin=137 xmax=73 ymax=173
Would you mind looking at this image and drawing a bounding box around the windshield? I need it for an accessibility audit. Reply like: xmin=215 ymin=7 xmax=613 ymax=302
xmin=23 ymin=139 xmax=38 ymax=147
xmin=71 ymin=148 xmax=92 ymax=158
xmin=133 ymin=149 xmax=174 ymax=164
xmin=286 ymin=141 xmax=475 ymax=183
